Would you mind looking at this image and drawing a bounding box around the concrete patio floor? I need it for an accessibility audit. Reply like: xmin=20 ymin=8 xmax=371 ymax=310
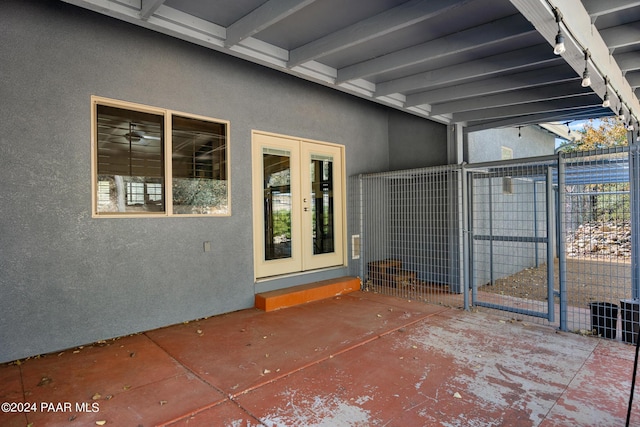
xmin=1 ymin=291 xmax=639 ymax=426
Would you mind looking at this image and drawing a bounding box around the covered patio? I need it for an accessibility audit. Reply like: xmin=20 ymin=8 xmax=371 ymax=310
xmin=2 ymin=291 xmax=637 ymax=426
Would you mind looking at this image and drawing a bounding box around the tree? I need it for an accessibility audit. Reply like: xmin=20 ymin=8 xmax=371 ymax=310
xmin=557 ymin=117 xmax=631 ymax=223
xmin=559 ymin=117 xmax=628 ymax=152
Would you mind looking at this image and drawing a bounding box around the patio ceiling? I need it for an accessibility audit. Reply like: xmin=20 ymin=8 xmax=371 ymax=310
xmin=62 ymin=0 xmax=640 ymax=133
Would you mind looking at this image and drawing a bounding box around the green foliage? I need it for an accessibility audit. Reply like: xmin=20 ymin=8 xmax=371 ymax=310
xmin=559 ymin=117 xmax=628 ymax=153
xmin=172 ymin=178 xmax=227 ymax=214
xmin=272 ymin=210 xmax=291 ymax=239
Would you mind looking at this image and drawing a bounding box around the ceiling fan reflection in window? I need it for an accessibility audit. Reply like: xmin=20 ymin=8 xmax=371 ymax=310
xmin=125 ymin=122 xmax=161 ymax=146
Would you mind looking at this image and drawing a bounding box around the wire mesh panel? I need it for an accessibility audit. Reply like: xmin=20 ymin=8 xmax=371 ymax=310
xmin=350 ymin=165 xmax=463 ymax=307
xmin=559 ymin=148 xmax=633 ymax=339
xmin=468 ymin=161 xmax=555 ymax=322
xmin=351 ymin=147 xmax=638 ymax=341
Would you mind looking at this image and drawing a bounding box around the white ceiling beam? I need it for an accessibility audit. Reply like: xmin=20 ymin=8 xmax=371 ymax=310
xmin=225 ymin=0 xmax=316 ymax=48
xmin=140 ymin=0 xmax=164 ymax=20
xmin=406 ymin=64 xmax=577 ymax=107
xmin=626 ymin=71 xmax=640 ymax=88
xmin=466 ymin=107 xmax=610 ymax=132
xmin=616 ymin=52 xmax=640 ymax=72
xmin=431 ymin=83 xmax=593 ymax=116
xmin=337 ymin=13 xmax=535 ymax=84
xmin=454 ymin=97 xmax=602 ymax=123
xmin=509 ymin=0 xmax=640 ymax=119
xmin=582 ymin=0 xmax=640 ymax=17
xmin=600 ymin=23 xmax=640 ymax=50
xmin=287 ymin=0 xmax=471 ymax=68
xmin=375 ymin=43 xmax=560 ymax=97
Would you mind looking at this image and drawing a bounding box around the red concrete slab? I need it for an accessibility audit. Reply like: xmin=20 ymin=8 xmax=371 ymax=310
xmin=163 ymin=399 xmax=262 ymax=427
xmin=7 ymin=333 xmax=225 ymax=426
xmin=2 ymin=293 xmax=637 ymax=426
xmin=541 ymin=340 xmax=640 ymax=427
xmin=234 ymin=309 xmax=611 ymax=426
xmin=145 ymin=293 xmax=448 ymax=396
xmin=0 ymin=363 xmax=28 ymax=427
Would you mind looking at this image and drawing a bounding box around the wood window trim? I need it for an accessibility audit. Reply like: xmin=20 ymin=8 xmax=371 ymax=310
xmin=91 ymin=96 xmax=231 ymax=218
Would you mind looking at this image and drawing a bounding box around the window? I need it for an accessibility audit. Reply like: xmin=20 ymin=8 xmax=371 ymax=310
xmin=92 ymin=97 xmax=229 ymax=217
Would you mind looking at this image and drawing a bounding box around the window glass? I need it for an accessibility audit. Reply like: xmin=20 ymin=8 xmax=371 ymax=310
xmin=95 ymin=105 xmax=164 ymax=214
xmin=310 ymin=153 xmax=335 ymax=254
xmin=262 ymin=148 xmax=292 ymax=260
xmin=172 ymin=116 xmax=228 ymax=215
xmin=93 ymin=98 xmax=230 ymax=217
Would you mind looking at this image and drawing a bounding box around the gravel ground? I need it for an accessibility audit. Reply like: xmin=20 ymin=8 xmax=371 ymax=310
xmin=479 ymin=257 xmax=633 ymax=307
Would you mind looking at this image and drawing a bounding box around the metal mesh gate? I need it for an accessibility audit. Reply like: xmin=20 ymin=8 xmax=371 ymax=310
xmin=351 ymin=146 xmax=639 ymax=340
xmin=468 ymin=160 xmax=556 ymax=322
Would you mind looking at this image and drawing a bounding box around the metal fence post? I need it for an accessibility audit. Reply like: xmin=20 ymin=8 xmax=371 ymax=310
xmin=558 ymin=154 xmax=568 ymax=332
xmin=462 ymin=163 xmax=470 ymax=310
xmin=630 ymin=144 xmax=640 ymax=299
xmin=546 ymin=166 xmax=555 ymax=323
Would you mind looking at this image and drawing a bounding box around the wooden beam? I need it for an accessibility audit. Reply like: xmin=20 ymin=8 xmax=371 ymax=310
xmin=140 ymin=0 xmax=165 ymax=21
xmin=225 ymin=0 xmax=316 ymax=47
xmin=338 ymin=13 xmax=535 ymax=84
xmin=288 ymin=0 xmax=471 ymax=68
xmin=375 ymin=44 xmax=560 ymax=97
xmin=406 ymin=65 xmax=577 ymax=107
xmin=431 ymin=83 xmax=593 ymax=116
xmin=582 ymin=0 xmax=640 ymax=17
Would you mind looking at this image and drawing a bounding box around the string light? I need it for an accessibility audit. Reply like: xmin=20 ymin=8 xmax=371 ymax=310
xmin=553 ymin=8 xmax=565 ymax=55
xmin=602 ymin=78 xmax=611 ymax=108
xmin=581 ymin=51 xmax=591 ymax=87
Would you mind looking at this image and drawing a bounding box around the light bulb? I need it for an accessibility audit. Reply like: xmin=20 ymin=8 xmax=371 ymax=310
xmin=554 ymin=31 xmax=565 ymax=55
xmin=581 ymin=69 xmax=591 ymax=87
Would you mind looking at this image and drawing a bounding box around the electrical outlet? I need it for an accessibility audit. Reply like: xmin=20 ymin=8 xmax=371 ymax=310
xmin=203 ymin=241 xmax=211 ymax=252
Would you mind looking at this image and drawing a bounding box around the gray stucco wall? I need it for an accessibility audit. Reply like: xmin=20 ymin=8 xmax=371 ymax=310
xmin=388 ymin=110 xmax=449 ymax=169
xmin=0 ymin=0 xmax=447 ymax=362
xmin=466 ymin=126 xmax=556 ymax=163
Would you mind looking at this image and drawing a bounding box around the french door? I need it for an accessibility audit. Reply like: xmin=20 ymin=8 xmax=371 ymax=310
xmin=252 ymin=131 xmax=344 ymax=279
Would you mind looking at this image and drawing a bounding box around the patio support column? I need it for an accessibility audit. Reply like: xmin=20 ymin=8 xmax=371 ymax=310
xmin=448 ymin=124 xmax=465 ymax=296
xmin=447 ymin=123 xmax=464 ymax=165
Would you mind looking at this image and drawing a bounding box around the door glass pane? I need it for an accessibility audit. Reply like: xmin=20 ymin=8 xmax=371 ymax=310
xmin=263 ymin=148 xmax=292 ymax=260
xmin=172 ymin=115 xmax=228 ymax=214
xmin=96 ymin=105 xmax=164 ymax=214
xmin=310 ymin=154 xmax=334 ymax=254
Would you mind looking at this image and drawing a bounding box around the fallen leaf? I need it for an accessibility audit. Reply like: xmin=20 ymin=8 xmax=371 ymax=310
xmin=95 ymin=421 xmax=106 ymax=426
xmin=92 ymin=393 xmax=101 ymax=400
xmin=263 ymin=369 xmax=271 ymax=374
xmin=159 ymin=400 xmax=168 ymax=406
xmin=37 ymin=376 xmax=53 ymax=387
xmin=453 ymin=392 xmax=462 ymax=399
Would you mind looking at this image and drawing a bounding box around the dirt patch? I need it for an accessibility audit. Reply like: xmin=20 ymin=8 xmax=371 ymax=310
xmin=479 ymin=257 xmax=632 ymax=307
